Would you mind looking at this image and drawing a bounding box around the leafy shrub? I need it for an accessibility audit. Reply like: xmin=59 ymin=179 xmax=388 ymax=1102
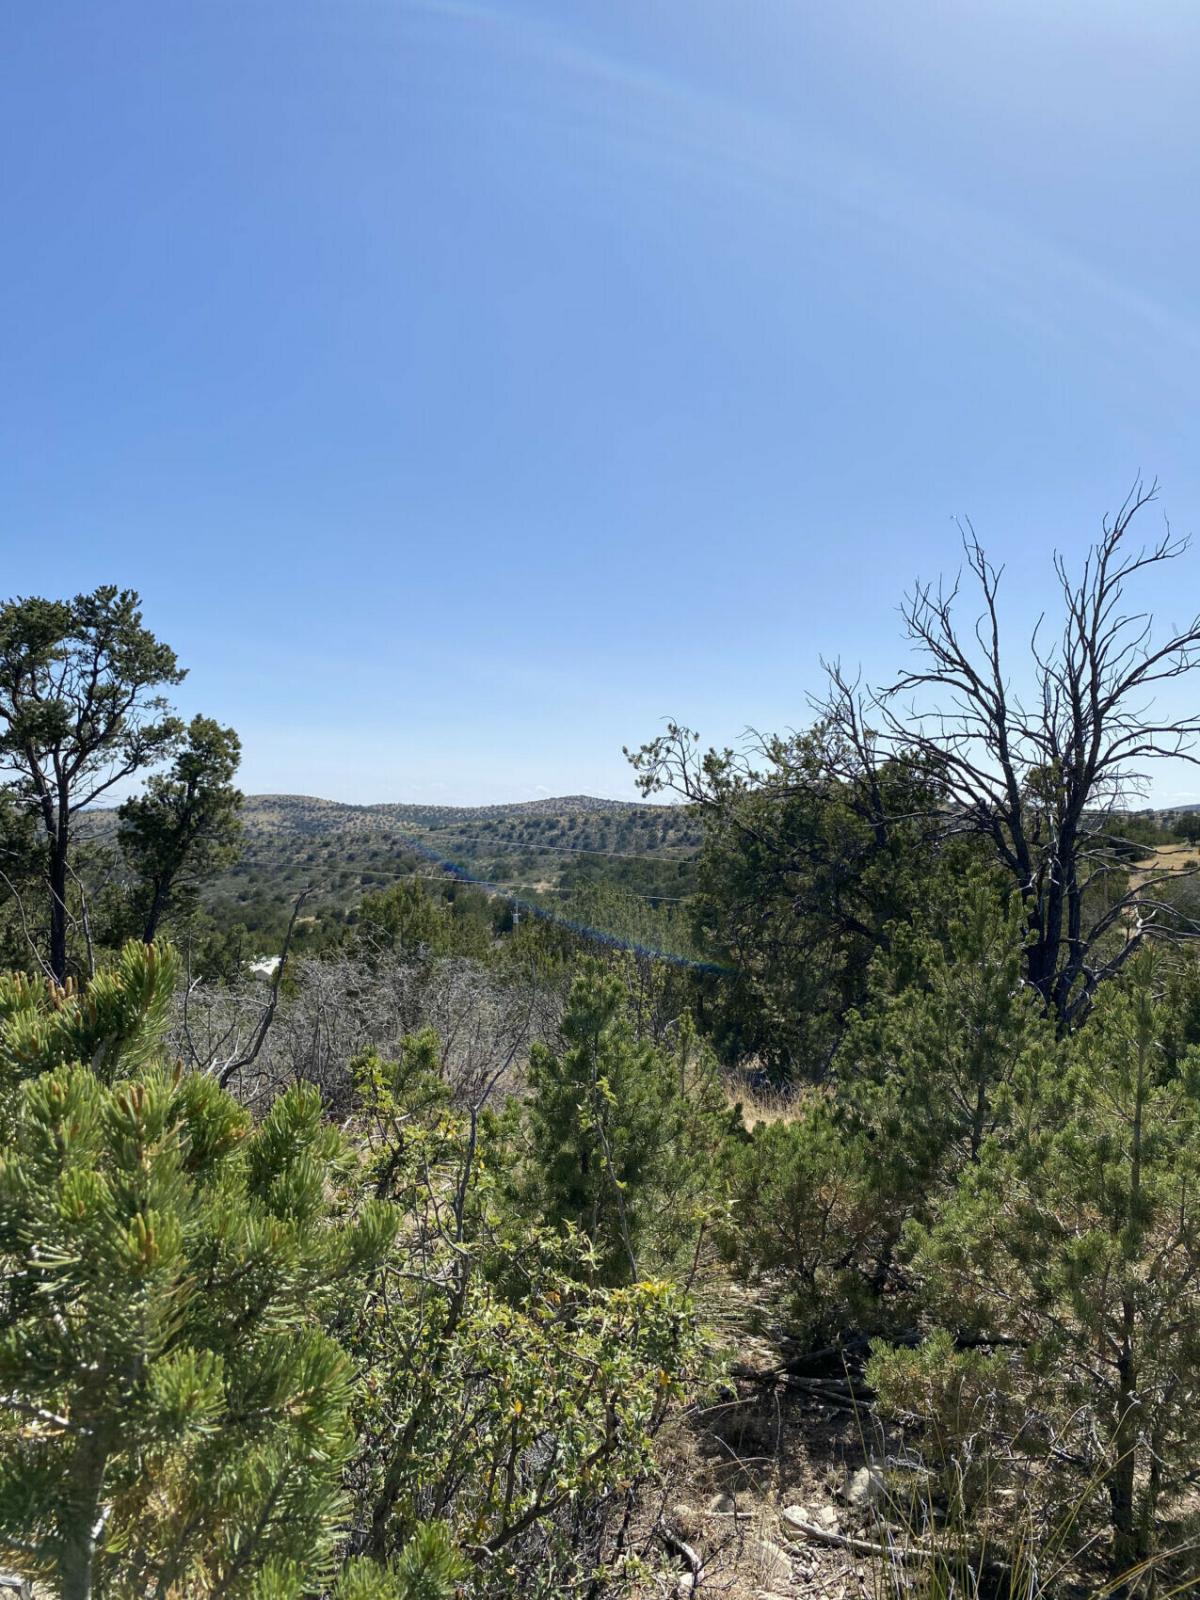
xmin=346 ymin=1021 xmax=709 ymax=1597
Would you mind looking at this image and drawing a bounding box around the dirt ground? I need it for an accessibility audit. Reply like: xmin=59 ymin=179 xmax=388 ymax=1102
xmin=646 ymin=1323 xmax=900 ymax=1600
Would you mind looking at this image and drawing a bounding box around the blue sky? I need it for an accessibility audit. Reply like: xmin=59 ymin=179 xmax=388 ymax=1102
xmin=5 ymin=1 xmax=1200 ymax=803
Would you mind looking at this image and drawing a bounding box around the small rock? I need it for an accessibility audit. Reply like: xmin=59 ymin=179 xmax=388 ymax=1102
xmin=781 ymin=1503 xmax=812 ymax=1532
xmin=842 ymin=1465 xmax=886 ymax=1507
xmin=749 ymin=1538 xmax=792 ymax=1585
xmin=706 ymin=1490 xmax=737 ymax=1514
xmin=814 ymin=1503 xmax=841 ymax=1531
xmin=668 ymin=1503 xmax=699 ymax=1539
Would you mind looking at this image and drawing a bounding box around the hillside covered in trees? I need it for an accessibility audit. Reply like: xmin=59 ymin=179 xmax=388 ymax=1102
xmin=80 ymin=791 xmax=703 ymax=958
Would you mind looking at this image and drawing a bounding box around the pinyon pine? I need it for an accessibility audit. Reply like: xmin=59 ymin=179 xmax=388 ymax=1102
xmin=0 ymin=941 xmax=398 ymax=1600
xmin=874 ymin=953 xmax=1200 ymax=1580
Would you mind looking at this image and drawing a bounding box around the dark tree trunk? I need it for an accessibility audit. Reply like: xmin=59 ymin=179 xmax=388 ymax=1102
xmin=59 ymin=1427 xmax=109 ymax=1600
xmin=1109 ymin=1343 xmax=1143 ymax=1581
xmin=141 ymin=879 xmax=170 ymax=945
xmin=49 ymin=831 xmax=69 ymax=985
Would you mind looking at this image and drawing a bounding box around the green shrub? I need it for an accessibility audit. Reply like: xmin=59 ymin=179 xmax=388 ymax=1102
xmin=719 ymin=1092 xmax=884 ymax=1340
xmin=722 ymin=876 xmax=1050 ymax=1342
xmin=347 ymin=1019 xmax=708 ymax=1597
xmin=0 ymin=944 xmax=397 ymax=1599
xmin=515 ymin=962 xmax=733 ymax=1284
xmin=876 ymin=953 xmax=1200 ymax=1580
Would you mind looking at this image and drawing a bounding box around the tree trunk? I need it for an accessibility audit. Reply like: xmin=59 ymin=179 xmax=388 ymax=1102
xmin=59 ymin=1430 xmax=109 ymax=1600
xmin=141 ymin=879 xmax=169 ymax=945
xmin=48 ymin=830 xmax=69 ymax=985
xmin=1110 ymin=1029 xmax=1149 ymax=1583
xmin=1109 ymin=1343 xmax=1143 ymax=1580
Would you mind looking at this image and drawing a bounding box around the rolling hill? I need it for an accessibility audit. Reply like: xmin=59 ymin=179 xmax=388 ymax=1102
xmin=83 ymin=793 xmax=705 ymax=945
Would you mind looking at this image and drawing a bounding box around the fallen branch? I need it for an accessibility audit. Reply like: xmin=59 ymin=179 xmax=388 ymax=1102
xmin=784 ymin=1515 xmax=1007 ymax=1577
xmin=655 ymin=1517 xmax=703 ymax=1585
xmin=732 ymin=1370 xmax=874 ymax=1412
xmin=783 ymin=1517 xmax=936 ymax=1562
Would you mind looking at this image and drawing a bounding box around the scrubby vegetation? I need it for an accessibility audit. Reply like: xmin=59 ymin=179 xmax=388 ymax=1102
xmin=75 ymin=794 xmax=703 ymax=963
xmin=7 ymin=495 xmax=1200 ymax=1596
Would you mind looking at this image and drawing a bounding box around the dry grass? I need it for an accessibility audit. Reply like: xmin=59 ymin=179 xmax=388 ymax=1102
xmin=726 ymin=1074 xmax=808 ymax=1132
xmin=643 ymin=1255 xmax=885 ymax=1600
xmin=644 ymin=1253 xmax=1200 ymax=1599
xmin=1128 ymin=841 xmax=1200 ymax=890
xmin=648 ymin=1379 xmax=881 ymax=1600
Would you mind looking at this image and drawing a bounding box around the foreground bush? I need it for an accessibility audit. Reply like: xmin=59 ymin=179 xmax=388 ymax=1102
xmin=874 ymin=954 xmax=1200 ymax=1581
xmin=0 ymin=947 xmax=709 ymax=1598
xmin=0 ymin=944 xmax=398 ymax=1599
xmin=347 ymin=1028 xmax=708 ymax=1598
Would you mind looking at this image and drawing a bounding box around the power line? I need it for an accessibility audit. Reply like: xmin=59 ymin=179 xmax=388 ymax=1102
xmin=390 ymin=834 xmax=726 ymax=973
xmin=344 ymin=868 xmax=693 ymax=903
xmin=393 ymin=825 xmax=699 ymax=864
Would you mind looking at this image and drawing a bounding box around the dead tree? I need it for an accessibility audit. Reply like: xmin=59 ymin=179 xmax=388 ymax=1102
xmin=865 ymin=480 xmax=1200 ymax=1023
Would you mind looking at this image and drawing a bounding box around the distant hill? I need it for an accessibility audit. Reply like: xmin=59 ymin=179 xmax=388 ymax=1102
xmin=242 ymin=792 xmax=654 ymax=831
xmin=225 ymin=793 xmax=702 ymax=938
xmin=86 ymin=793 xmax=703 ymax=945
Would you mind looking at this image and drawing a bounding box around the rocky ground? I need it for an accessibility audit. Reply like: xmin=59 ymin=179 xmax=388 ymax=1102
xmin=650 ymin=1330 xmax=907 ymax=1600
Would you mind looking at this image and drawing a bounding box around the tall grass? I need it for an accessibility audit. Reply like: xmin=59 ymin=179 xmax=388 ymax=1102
xmin=839 ymin=1391 xmax=1200 ymax=1600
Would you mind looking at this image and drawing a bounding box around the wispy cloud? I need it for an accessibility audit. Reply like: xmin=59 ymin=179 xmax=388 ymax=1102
xmin=407 ymin=0 xmax=1200 ymax=364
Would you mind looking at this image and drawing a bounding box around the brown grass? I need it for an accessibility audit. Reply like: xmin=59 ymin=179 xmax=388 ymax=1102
xmin=1129 ymin=841 xmax=1200 ymax=890
xmin=726 ymin=1074 xmax=807 ymax=1132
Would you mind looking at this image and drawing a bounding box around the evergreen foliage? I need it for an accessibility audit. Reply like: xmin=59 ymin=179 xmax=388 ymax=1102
xmin=629 ymin=720 xmax=950 ymax=1075
xmin=517 ymin=962 xmax=732 ymax=1283
xmin=0 ymin=589 xmax=185 ymax=981
xmin=0 ymin=942 xmax=397 ymax=1600
xmin=117 ymin=714 xmax=244 ymax=943
xmin=718 ymin=1091 xmax=881 ymax=1339
xmin=721 ymin=875 xmax=1051 ymax=1335
xmin=0 ymin=939 xmax=179 ymax=1095
xmin=837 ymin=871 xmax=1053 ymax=1218
xmin=877 ymin=953 xmax=1200 ymax=1576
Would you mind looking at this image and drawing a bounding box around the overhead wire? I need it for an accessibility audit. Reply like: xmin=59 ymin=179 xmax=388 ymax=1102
xmin=391 ymin=825 xmax=699 ymax=863
xmin=384 ymin=832 xmax=728 ymax=973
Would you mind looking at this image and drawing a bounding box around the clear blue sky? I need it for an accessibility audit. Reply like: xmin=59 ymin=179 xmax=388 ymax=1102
xmin=5 ymin=2 xmax=1200 ymax=804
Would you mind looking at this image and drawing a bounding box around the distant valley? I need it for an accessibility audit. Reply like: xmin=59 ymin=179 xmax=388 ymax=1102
xmin=88 ymin=792 xmax=704 ymax=945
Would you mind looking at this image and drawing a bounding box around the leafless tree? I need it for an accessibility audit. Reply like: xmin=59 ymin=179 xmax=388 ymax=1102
xmin=850 ymin=480 xmax=1200 ymax=1023
xmin=173 ymin=889 xmax=310 ymax=1090
xmin=170 ymin=947 xmax=565 ymax=1113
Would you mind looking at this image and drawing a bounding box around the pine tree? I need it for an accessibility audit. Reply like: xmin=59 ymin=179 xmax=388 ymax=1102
xmin=722 ymin=874 xmax=1051 ymax=1339
xmin=0 ymin=941 xmax=396 ymax=1599
xmin=838 ymin=870 xmax=1053 ymax=1220
xmin=877 ymin=953 xmax=1200 ymax=1578
xmin=117 ymin=715 xmax=244 ymax=943
xmin=520 ymin=963 xmax=727 ymax=1284
xmin=0 ymin=589 xmax=186 ymax=981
